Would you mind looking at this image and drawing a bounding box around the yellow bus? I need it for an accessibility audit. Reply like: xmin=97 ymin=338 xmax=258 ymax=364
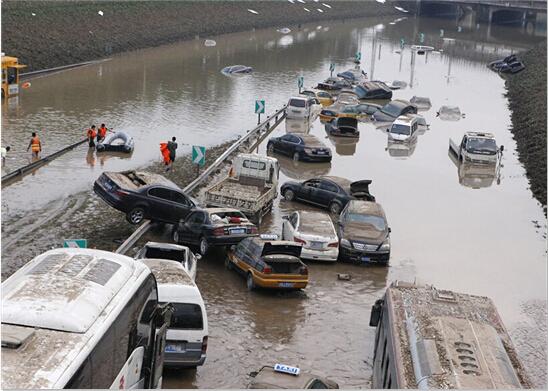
xmin=1 ymin=54 xmax=26 ymax=99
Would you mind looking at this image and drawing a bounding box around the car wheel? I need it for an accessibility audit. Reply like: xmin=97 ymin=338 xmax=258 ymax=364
xmin=126 ymin=207 xmax=145 ymax=225
xmin=329 ymin=202 xmax=342 ymax=214
xmin=199 ymin=236 xmax=209 ymax=256
xmin=224 ymin=257 xmax=233 ymax=270
xmin=267 ymin=143 xmax=275 ymax=154
xmin=293 ymin=152 xmax=300 ymax=161
xmin=283 ymin=189 xmax=295 ymax=201
xmin=246 ymin=273 xmax=256 ymax=291
xmin=172 ymin=229 xmax=180 ymax=244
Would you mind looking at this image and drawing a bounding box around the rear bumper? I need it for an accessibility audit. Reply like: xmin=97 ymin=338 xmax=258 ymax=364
xmin=164 ymin=353 xmax=206 ymax=368
xmin=93 ymin=182 xmax=126 ymax=211
xmin=254 ymin=275 xmax=308 ymax=289
xmin=339 ymin=246 xmax=389 ymax=264
xmin=301 ymin=247 xmax=338 ymax=262
xmin=208 ymin=234 xmax=256 ymax=247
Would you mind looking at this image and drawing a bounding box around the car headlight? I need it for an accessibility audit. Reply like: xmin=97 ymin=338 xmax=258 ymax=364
xmin=379 ymin=240 xmax=390 ymax=251
xmin=304 ymin=148 xmax=314 ymax=154
xmin=340 ymin=238 xmax=352 ymax=248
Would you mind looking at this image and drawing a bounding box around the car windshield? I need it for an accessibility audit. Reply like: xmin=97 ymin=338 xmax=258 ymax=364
xmin=301 ymin=91 xmax=315 ymax=97
xmin=290 ymin=99 xmax=306 ymax=108
xmin=381 ymin=103 xmax=404 ymax=117
xmin=346 ymin=214 xmax=386 ymax=231
xmin=466 ymin=138 xmax=497 ymax=154
xmin=390 ymin=124 xmax=411 ymax=135
xmin=159 ymin=302 xmax=203 ymax=329
xmin=210 ymin=211 xmax=247 ymax=223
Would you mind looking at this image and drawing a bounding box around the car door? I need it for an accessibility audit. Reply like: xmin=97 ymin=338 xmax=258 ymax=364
xmin=178 ymin=212 xmax=198 ymax=244
xmin=186 ymin=211 xmax=207 ymax=244
xmin=147 ymin=187 xmax=175 ymax=222
xmin=316 ymin=179 xmax=339 ymax=206
xmin=279 ymin=134 xmax=298 ymax=156
xmin=297 ymin=179 xmax=320 ymax=202
xmin=170 ymin=190 xmax=194 ymax=222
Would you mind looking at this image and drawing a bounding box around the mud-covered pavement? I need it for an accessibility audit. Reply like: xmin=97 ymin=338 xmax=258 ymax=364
xmin=2 ymin=16 xmax=547 ymax=389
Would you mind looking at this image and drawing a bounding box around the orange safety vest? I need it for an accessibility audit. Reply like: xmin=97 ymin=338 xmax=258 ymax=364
xmin=87 ymin=128 xmax=97 ymax=139
xmin=98 ymin=127 xmax=107 ymax=138
xmin=31 ymin=136 xmax=41 ymax=152
xmin=160 ymin=143 xmax=171 ymax=164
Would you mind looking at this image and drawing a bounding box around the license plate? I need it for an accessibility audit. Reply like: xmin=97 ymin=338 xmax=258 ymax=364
xmin=361 ymin=256 xmax=371 ymax=263
xmin=165 ymin=344 xmax=184 ymax=353
xmin=279 ymin=282 xmax=294 ymax=288
xmin=316 ymin=151 xmax=326 ymax=155
xmin=310 ymin=241 xmax=323 ymax=249
xmin=230 ymin=228 xmax=246 ymax=235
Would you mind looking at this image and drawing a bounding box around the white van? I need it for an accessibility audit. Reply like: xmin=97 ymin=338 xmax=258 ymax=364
xmin=286 ymin=96 xmax=322 ymax=120
xmin=141 ymin=259 xmax=208 ymax=369
xmin=388 ymin=114 xmax=426 ymax=141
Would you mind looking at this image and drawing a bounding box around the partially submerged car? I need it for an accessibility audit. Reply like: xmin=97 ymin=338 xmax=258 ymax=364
xmin=93 ymin=170 xmax=196 ymax=225
xmin=320 ymin=103 xmax=380 ymax=122
xmin=437 ymin=105 xmax=464 ymax=121
xmin=388 ymin=114 xmax=427 ymax=141
xmin=286 ymin=96 xmax=322 ymax=120
xmin=135 ymin=241 xmax=199 ymax=281
xmin=316 ymin=76 xmax=352 ymax=92
xmin=449 ymin=132 xmax=503 ymax=164
xmin=372 ymin=99 xmax=418 ymax=123
xmin=172 ymin=207 xmax=258 ymax=255
xmin=267 ymin=133 xmax=332 ymax=162
xmin=221 ymin=65 xmax=253 ymax=74
xmin=226 ymin=236 xmax=308 ymax=290
xmin=281 ymin=176 xmax=375 ymax=214
xmin=354 ymin=81 xmax=392 ymax=100
xmin=249 ymin=364 xmax=339 ymax=389
xmin=409 ymin=96 xmax=432 ymax=111
xmin=282 ymin=210 xmax=339 ymax=262
xmin=96 ymin=131 xmax=134 ymax=153
xmin=337 ymin=200 xmax=390 ymax=264
xmin=325 ymin=117 xmax=359 ymax=138
xmin=488 ymin=54 xmax=525 ymax=74
xmin=337 ymin=67 xmax=367 ymax=84
xmin=300 ymin=89 xmax=334 ymax=107
xmin=336 ymin=90 xmax=359 ymax=105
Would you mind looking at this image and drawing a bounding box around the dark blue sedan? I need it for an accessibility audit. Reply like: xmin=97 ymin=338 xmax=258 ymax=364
xmin=267 ymin=134 xmax=332 ymax=162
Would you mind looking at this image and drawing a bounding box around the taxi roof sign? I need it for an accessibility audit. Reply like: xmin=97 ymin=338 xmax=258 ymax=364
xmin=260 ymin=234 xmax=279 ymax=240
xmin=274 ymin=363 xmax=300 ymax=376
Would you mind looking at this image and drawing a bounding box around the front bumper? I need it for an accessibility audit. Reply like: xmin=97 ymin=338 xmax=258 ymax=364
xmin=300 ymin=153 xmax=332 ymax=162
xmin=339 ymin=245 xmax=389 ymax=264
xmin=301 ymin=247 xmax=338 ymax=262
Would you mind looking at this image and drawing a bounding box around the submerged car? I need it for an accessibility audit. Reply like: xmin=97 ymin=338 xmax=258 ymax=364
xmin=135 ymin=241 xmax=199 ymax=281
xmin=354 ymin=81 xmax=392 ymax=100
xmin=172 ymin=207 xmax=258 ymax=255
xmin=93 ymin=170 xmax=196 ymax=225
xmin=316 ymin=77 xmax=352 ymax=92
xmin=267 ymin=133 xmax=332 ymax=162
xmin=337 ymin=200 xmax=391 ymax=264
xmin=488 ymin=54 xmax=525 ymax=74
xmin=226 ymin=236 xmax=308 ymax=290
xmin=409 ymin=96 xmax=432 ymax=111
xmin=337 ymin=68 xmax=367 ymax=84
xmin=372 ymin=99 xmax=418 ymax=123
xmin=286 ymin=96 xmax=322 ymax=120
xmin=437 ymin=105 xmax=463 ymax=121
xmin=281 ymin=176 xmax=375 ymax=214
xmin=96 ymin=131 xmax=134 ymax=153
xmin=325 ymin=117 xmax=359 ymax=138
xmin=221 ymin=65 xmax=253 ymax=74
xmin=282 ymin=210 xmax=339 ymax=262
xmin=336 ymin=90 xmax=360 ymax=105
xmin=249 ymin=364 xmax=339 ymax=389
xmin=320 ymin=103 xmax=380 ymax=121
xmin=387 ymin=114 xmax=427 ymax=141
xmin=300 ymin=89 xmax=334 ymax=107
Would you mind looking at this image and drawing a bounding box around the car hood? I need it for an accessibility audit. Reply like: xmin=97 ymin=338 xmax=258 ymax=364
xmin=342 ymin=222 xmax=387 ymax=244
xmin=372 ymin=111 xmax=395 ymax=122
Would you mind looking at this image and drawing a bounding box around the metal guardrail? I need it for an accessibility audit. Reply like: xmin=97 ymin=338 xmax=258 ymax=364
xmin=20 ymin=59 xmax=111 ymax=80
xmin=115 ymin=105 xmax=287 ymax=255
xmin=1 ymin=139 xmax=87 ymax=187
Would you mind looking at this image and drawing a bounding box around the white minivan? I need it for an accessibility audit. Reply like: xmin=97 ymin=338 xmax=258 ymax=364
xmin=388 ymin=114 xmax=426 ymax=141
xmin=141 ymin=259 xmax=208 ymax=369
xmin=286 ymin=96 xmax=322 ymax=121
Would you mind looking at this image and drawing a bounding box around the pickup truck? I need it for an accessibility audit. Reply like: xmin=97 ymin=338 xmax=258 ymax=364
xmin=203 ymin=153 xmax=279 ymax=224
xmin=449 ymin=132 xmax=503 ymax=164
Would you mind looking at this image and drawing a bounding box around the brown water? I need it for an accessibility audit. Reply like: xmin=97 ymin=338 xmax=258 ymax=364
xmin=2 ymin=15 xmax=546 ymax=388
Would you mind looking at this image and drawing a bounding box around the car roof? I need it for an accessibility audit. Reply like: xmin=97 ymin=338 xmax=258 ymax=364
xmin=392 ymin=115 xmax=418 ymax=126
xmin=289 ymin=96 xmax=307 ymax=101
xmin=346 ymin=200 xmax=386 ymax=218
xmin=143 ymin=241 xmax=188 ymax=252
xmin=251 ymin=366 xmax=318 ymax=389
xmin=387 ymin=99 xmax=412 ymax=108
xmin=140 ymin=259 xmax=195 ymax=287
xmin=319 ymin=175 xmax=352 ymax=189
xmin=106 ymin=171 xmax=179 ymax=191
xmin=246 ymin=237 xmax=300 ymax=248
xmin=295 ymin=211 xmax=335 ymax=234
xmin=466 ymin=131 xmax=495 ymax=139
xmin=297 ymin=134 xmax=326 ymax=147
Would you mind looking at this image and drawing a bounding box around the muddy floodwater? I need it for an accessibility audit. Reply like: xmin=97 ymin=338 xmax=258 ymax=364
xmin=2 ymin=15 xmax=547 ymax=388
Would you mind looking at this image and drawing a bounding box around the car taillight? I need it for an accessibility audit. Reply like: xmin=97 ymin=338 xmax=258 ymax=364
xmin=249 ymin=226 xmax=258 ymax=234
xmin=294 ymin=237 xmax=306 ymax=245
xmin=263 ymin=266 xmax=272 ymax=274
xmin=202 ymin=336 xmax=208 ymax=354
xmin=299 ymin=266 xmax=308 ymax=275
xmin=115 ymin=189 xmax=129 ymax=196
xmin=328 ymin=242 xmax=339 ymax=248
xmin=212 ymin=227 xmax=225 ymax=236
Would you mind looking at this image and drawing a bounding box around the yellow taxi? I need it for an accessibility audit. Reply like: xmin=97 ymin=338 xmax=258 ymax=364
xmin=226 ymin=235 xmax=308 ymax=291
xmin=300 ymin=89 xmax=334 ymax=107
xmin=320 ymin=103 xmax=382 ymax=122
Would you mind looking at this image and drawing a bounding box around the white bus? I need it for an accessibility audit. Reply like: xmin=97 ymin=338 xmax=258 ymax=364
xmin=369 ymin=281 xmax=532 ymax=389
xmin=1 ymin=248 xmax=172 ymax=389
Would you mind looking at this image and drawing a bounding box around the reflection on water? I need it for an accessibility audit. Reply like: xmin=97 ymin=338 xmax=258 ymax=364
xmin=324 ymin=132 xmax=358 ymax=156
xmin=386 ymin=136 xmax=418 ymax=158
xmin=285 ymin=118 xmax=311 ymax=134
xmin=274 ymin=153 xmax=332 ymax=180
xmin=448 ymin=150 xmax=501 ymax=189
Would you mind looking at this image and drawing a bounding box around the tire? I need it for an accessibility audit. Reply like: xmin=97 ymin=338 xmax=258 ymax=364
xmin=198 ymin=236 xmax=209 ymax=256
xmin=126 ymin=207 xmax=145 ymax=225
xmin=246 ymin=273 xmax=256 ymax=291
xmin=329 ymin=202 xmax=342 ymax=214
xmin=172 ymin=229 xmax=180 ymax=244
xmin=293 ymin=152 xmax=300 ymax=161
xmin=267 ymin=143 xmax=275 ymax=154
xmin=224 ymin=257 xmax=233 ymax=270
xmin=283 ymin=188 xmax=295 ymax=201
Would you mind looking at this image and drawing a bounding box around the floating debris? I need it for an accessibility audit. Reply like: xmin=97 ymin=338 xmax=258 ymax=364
xmin=31 ymin=12 xmax=36 ymax=16
xmin=97 ymin=10 xmax=104 ymax=16
xmin=297 ymin=0 xmax=306 ymax=3
xmin=277 ymin=27 xmax=291 ymax=34
xmin=394 ymin=6 xmax=408 ymax=13
xmin=247 ymin=9 xmax=259 ymax=14
xmin=22 ymin=82 xmax=31 ymax=89
xmin=288 ymin=0 xmax=295 ymax=3
xmin=316 ymin=25 xmax=322 ymax=30
xmin=410 ymin=96 xmax=432 ymax=110
xmin=317 ymin=8 xmax=324 ymax=13
xmin=204 ymin=39 xmax=217 ymax=47
xmin=338 ymin=273 xmax=352 ymax=281
xmin=303 ymin=7 xmax=310 ymax=12
xmin=323 ymin=3 xmax=332 ymax=8
xmin=375 ymin=0 xmax=386 ymax=3
xmin=388 ymin=80 xmax=407 ymax=89
xmin=437 ymin=105 xmax=464 ymax=121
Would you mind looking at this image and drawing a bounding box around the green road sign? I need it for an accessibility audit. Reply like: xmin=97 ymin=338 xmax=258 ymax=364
xmin=63 ymin=239 xmax=87 ymax=248
xmin=255 ymin=100 xmax=265 ymax=114
xmin=192 ymin=145 xmax=206 ymax=167
xmin=400 ymin=38 xmax=405 ymax=49
xmin=298 ymin=76 xmax=304 ymax=89
xmin=355 ymin=51 xmax=361 ymax=61
xmin=419 ymin=32 xmax=425 ymax=43
xmin=440 ymin=29 xmax=444 ymax=37
xmin=329 ymin=63 xmax=335 ymax=72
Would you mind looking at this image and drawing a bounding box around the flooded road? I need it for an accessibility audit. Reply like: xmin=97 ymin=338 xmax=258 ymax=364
xmin=2 ymin=15 xmax=546 ymax=389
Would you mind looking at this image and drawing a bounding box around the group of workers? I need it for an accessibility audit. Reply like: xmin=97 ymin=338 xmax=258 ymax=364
xmin=160 ymin=137 xmax=178 ymax=171
xmin=86 ymin=124 xmax=109 ymax=148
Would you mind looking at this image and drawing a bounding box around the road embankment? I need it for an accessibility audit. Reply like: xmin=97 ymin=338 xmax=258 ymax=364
xmin=2 ymin=0 xmax=397 ymax=72
xmin=505 ymin=42 xmax=547 ymax=210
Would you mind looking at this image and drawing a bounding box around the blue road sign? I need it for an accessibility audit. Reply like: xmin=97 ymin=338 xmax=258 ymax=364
xmin=192 ymin=145 xmax=206 ymax=167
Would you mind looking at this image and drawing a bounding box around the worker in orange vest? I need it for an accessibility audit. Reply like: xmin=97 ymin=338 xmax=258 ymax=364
xmin=26 ymin=132 xmax=42 ymax=158
xmin=87 ymin=125 xmax=97 ymax=148
xmin=97 ymin=123 xmax=108 ymax=143
xmin=160 ymin=142 xmax=171 ymax=169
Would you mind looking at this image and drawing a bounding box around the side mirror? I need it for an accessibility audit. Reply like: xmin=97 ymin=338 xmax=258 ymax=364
xmin=282 ymin=215 xmax=289 ymax=220
xmin=195 ymin=254 xmax=202 ymax=261
xmin=500 ymin=145 xmax=504 ymax=152
xmin=388 ymin=227 xmax=392 ymax=233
